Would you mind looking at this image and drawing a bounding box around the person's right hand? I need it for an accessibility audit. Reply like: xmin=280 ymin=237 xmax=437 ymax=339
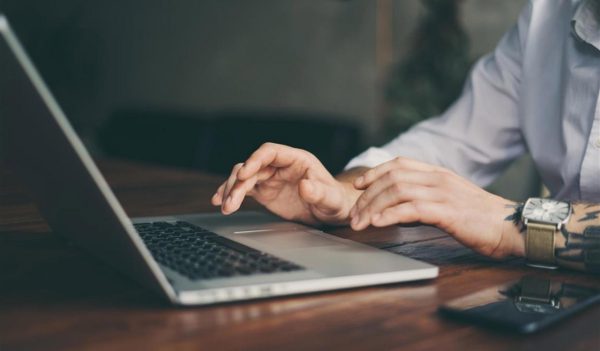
xmin=211 ymin=143 xmax=359 ymax=225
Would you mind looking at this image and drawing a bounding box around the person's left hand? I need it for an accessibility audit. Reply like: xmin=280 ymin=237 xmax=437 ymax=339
xmin=349 ymin=157 xmax=525 ymax=258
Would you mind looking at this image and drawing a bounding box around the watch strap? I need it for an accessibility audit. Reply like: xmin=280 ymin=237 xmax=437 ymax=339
xmin=518 ymin=277 xmax=552 ymax=304
xmin=526 ymin=222 xmax=556 ymax=265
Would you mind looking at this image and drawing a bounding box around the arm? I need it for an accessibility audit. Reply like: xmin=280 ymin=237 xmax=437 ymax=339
xmin=350 ymin=156 xmax=600 ymax=275
xmin=350 ymin=157 xmax=526 ymax=258
xmin=504 ymin=202 xmax=600 ymax=273
xmin=557 ymin=203 xmax=600 ymax=272
xmin=345 ymin=1 xmax=532 ymax=187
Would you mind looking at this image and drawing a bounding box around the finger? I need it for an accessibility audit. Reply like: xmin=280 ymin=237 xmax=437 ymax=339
xmin=354 ymin=184 xmax=441 ymax=229
xmin=298 ymin=179 xmax=344 ymax=216
xmin=222 ymin=176 xmax=258 ymax=214
xmin=370 ymin=201 xmax=445 ymax=228
xmin=238 ymin=143 xmax=309 ymax=180
xmin=211 ymin=183 xmax=226 ymax=206
xmin=354 ymin=157 xmax=450 ymax=189
xmin=221 ymin=163 xmax=244 ymax=210
xmin=350 ymin=170 xmax=441 ymax=217
xmin=224 ymin=166 xmax=277 ymax=214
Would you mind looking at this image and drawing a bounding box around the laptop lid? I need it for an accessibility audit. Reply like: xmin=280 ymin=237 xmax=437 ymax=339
xmin=0 ymin=15 xmax=176 ymax=302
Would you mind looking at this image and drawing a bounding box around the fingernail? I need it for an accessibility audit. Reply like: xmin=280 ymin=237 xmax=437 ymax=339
xmin=372 ymin=213 xmax=381 ymax=222
xmin=356 ymin=215 xmax=365 ymax=228
xmin=351 ymin=216 xmax=358 ymax=227
xmin=350 ymin=207 xmax=356 ymax=218
xmin=355 ymin=176 xmax=364 ymax=185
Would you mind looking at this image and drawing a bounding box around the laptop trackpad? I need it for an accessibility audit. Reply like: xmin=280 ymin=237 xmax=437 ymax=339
xmin=239 ymin=230 xmax=339 ymax=250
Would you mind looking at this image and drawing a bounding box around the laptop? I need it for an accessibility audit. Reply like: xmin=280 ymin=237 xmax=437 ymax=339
xmin=0 ymin=15 xmax=437 ymax=305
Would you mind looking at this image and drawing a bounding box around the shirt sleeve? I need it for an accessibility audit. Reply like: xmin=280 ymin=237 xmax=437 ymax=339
xmin=345 ymin=1 xmax=532 ymax=187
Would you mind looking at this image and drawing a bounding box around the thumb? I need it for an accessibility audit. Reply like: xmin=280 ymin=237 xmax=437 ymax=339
xmin=299 ymin=179 xmax=344 ymax=215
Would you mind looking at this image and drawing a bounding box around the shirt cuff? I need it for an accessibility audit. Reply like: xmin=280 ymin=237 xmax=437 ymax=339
xmin=344 ymin=147 xmax=396 ymax=171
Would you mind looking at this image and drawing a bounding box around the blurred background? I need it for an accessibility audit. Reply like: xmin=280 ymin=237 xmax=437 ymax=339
xmin=0 ymin=0 xmax=539 ymax=200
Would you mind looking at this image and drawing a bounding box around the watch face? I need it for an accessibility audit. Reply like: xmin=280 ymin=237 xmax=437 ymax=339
xmin=522 ymin=198 xmax=571 ymax=224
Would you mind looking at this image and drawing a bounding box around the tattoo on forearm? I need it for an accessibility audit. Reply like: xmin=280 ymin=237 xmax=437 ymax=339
xmin=579 ymin=210 xmax=600 ymax=222
xmin=560 ymin=226 xmax=570 ymax=240
xmin=504 ymin=203 xmax=523 ymax=223
xmin=556 ymin=226 xmax=600 ymax=273
xmin=504 ymin=202 xmax=525 ymax=232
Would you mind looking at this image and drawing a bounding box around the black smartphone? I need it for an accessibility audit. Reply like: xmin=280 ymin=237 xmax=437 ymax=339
xmin=438 ymin=276 xmax=600 ymax=333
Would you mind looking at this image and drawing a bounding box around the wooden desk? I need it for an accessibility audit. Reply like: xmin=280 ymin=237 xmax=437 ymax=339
xmin=1 ymin=160 xmax=599 ymax=351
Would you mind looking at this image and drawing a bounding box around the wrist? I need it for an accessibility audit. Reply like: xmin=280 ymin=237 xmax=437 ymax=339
xmin=506 ymin=220 xmax=526 ymax=257
xmin=500 ymin=201 xmax=526 ymax=257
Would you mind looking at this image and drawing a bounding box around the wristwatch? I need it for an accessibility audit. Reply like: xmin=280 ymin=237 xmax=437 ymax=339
xmin=521 ymin=197 xmax=572 ymax=268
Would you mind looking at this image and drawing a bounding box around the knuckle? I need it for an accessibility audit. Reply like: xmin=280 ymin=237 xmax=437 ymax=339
xmin=391 ymin=182 xmax=404 ymax=194
xmin=390 ymin=170 xmax=403 ymax=182
xmin=299 ymin=149 xmax=313 ymax=160
xmin=231 ymin=163 xmax=242 ymax=173
xmin=298 ymin=149 xmax=317 ymax=163
xmin=410 ymin=202 xmax=428 ymax=220
xmin=412 ymin=201 xmax=426 ymax=212
xmin=435 ymin=171 xmax=451 ymax=185
xmin=382 ymin=170 xmax=397 ymax=184
xmin=258 ymin=142 xmax=277 ymax=155
xmin=382 ymin=170 xmax=394 ymax=181
xmin=393 ymin=156 xmax=406 ymax=166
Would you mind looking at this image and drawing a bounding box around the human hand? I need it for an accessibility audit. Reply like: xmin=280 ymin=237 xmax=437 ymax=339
xmin=349 ymin=157 xmax=525 ymax=258
xmin=212 ymin=143 xmax=360 ymax=225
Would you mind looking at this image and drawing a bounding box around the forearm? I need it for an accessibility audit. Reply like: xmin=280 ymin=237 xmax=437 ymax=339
xmin=555 ymin=203 xmax=600 ymax=273
xmin=504 ymin=202 xmax=600 ymax=273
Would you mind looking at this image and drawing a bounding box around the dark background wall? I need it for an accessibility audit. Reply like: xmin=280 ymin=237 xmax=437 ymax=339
xmin=0 ymin=0 xmax=535 ymax=197
xmin=0 ymin=1 xmax=524 ymax=142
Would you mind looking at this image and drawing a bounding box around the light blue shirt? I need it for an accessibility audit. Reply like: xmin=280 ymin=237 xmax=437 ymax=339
xmin=346 ymin=0 xmax=600 ymax=202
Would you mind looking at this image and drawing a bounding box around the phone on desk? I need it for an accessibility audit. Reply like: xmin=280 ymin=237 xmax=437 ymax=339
xmin=438 ymin=276 xmax=600 ymax=333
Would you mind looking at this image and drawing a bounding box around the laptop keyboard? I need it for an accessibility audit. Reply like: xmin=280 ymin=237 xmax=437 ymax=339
xmin=134 ymin=221 xmax=305 ymax=280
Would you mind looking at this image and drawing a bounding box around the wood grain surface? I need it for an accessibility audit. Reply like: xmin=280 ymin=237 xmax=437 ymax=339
xmin=1 ymin=159 xmax=598 ymax=351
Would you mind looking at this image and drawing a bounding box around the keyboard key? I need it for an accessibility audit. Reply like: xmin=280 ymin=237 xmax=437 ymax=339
xmin=134 ymin=221 xmax=305 ymax=280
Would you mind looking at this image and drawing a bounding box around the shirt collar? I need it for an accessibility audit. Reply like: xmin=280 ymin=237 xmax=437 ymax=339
xmin=572 ymin=0 xmax=600 ymax=50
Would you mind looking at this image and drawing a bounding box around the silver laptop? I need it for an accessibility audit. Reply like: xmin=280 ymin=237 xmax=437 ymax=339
xmin=0 ymin=15 xmax=437 ymax=305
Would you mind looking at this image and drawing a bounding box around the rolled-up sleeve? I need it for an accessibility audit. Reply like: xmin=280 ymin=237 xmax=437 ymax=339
xmin=345 ymin=2 xmax=531 ymax=187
